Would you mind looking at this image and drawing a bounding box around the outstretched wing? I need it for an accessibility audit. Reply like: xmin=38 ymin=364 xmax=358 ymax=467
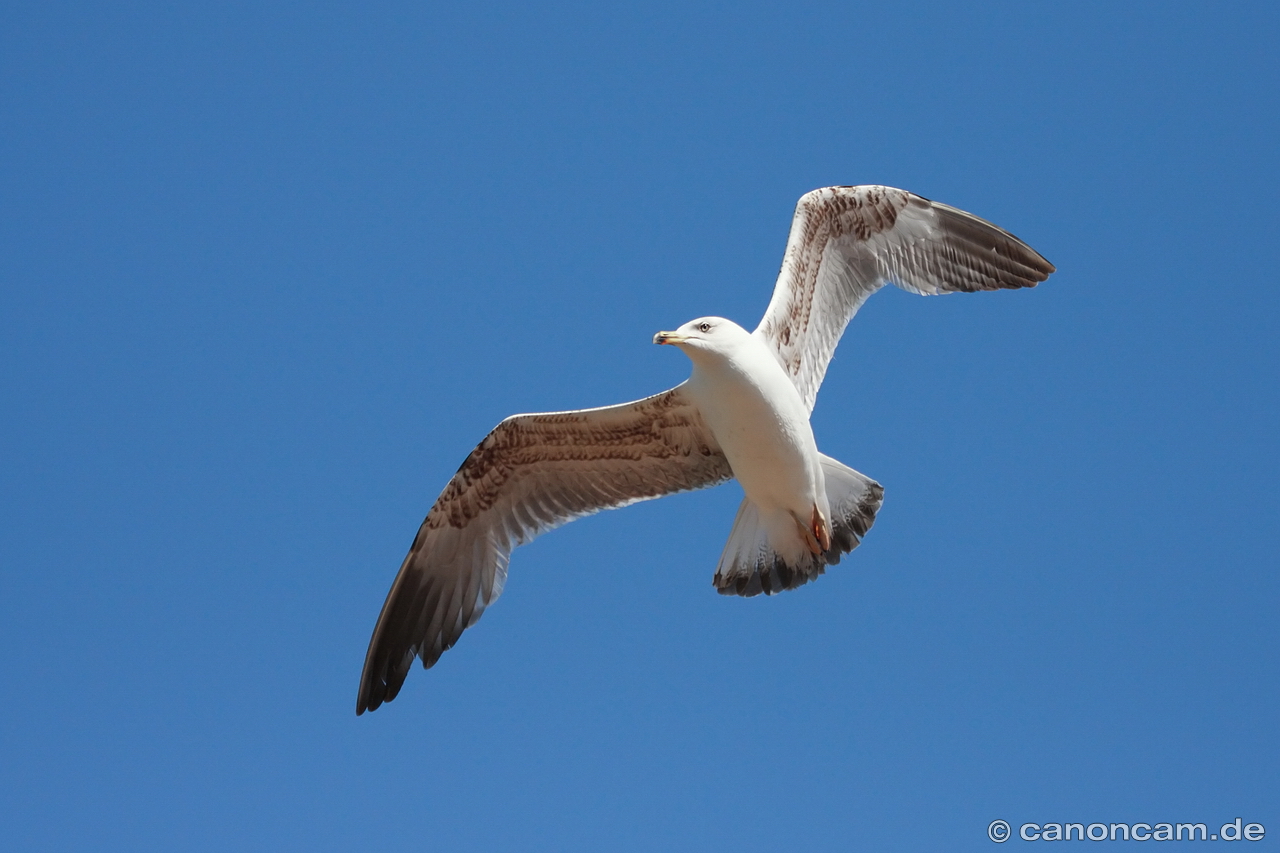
xmin=357 ymin=383 xmax=731 ymax=714
xmin=755 ymin=186 xmax=1056 ymax=412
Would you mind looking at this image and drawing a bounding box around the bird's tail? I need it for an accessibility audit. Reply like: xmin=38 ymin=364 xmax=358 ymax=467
xmin=713 ymin=454 xmax=883 ymax=597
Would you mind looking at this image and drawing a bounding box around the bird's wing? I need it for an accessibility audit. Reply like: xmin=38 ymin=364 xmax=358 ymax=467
xmin=754 ymin=186 xmax=1056 ymax=412
xmin=357 ymin=382 xmax=731 ymax=714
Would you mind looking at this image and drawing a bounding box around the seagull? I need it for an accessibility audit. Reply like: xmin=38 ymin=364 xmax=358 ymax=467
xmin=357 ymin=185 xmax=1054 ymax=714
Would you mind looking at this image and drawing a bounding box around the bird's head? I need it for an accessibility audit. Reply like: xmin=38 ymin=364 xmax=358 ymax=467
xmin=653 ymin=316 xmax=749 ymax=355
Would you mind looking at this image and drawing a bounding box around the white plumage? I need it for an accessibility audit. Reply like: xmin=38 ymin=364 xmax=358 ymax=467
xmin=357 ymin=185 xmax=1054 ymax=714
xmin=665 ymin=317 xmax=835 ymax=574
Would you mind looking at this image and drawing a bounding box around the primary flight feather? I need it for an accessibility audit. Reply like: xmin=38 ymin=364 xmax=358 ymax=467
xmin=357 ymin=185 xmax=1054 ymax=714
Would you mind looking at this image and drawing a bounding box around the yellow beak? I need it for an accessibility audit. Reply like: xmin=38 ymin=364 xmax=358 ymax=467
xmin=653 ymin=331 xmax=689 ymax=345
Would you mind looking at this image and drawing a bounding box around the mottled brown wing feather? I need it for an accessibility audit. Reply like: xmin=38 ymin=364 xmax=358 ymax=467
xmin=755 ymin=186 xmax=1056 ymax=411
xmin=357 ymin=383 xmax=730 ymax=714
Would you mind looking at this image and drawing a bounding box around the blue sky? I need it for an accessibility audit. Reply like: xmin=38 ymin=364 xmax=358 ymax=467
xmin=2 ymin=3 xmax=1277 ymax=850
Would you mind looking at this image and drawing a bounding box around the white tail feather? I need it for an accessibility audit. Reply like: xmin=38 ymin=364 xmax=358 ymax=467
xmin=713 ymin=454 xmax=883 ymax=597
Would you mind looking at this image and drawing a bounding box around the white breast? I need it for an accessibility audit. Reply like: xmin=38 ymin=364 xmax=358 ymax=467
xmin=684 ymin=332 xmax=824 ymax=517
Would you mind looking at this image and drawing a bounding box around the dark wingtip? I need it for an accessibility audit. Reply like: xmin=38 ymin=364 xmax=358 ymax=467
xmin=927 ymin=198 xmax=1056 ymax=289
xmin=356 ymin=683 xmax=383 ymax=716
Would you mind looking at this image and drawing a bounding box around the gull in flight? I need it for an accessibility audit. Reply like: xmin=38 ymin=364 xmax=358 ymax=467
xmin=357 ymin=185 xmax=1054 ymax=714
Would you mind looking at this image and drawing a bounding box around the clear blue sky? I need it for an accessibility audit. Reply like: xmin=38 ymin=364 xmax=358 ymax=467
xmin=2 ymin=3 xmax=1277 ymax=851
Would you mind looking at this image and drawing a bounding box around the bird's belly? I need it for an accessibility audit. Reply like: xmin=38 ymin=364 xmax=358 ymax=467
xmin=689 ymin=370 xmax=819 ymax=513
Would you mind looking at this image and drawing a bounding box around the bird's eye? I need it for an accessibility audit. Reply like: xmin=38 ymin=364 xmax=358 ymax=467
xmin=698 ymin=322 xmax=711 ymax=333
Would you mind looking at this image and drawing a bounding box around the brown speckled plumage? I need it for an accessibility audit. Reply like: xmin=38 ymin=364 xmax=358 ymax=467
xmin=756 ymin=186 xmax=1055 ymax=412
xmin=357 ymin=385 xmax=731 ymax=714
